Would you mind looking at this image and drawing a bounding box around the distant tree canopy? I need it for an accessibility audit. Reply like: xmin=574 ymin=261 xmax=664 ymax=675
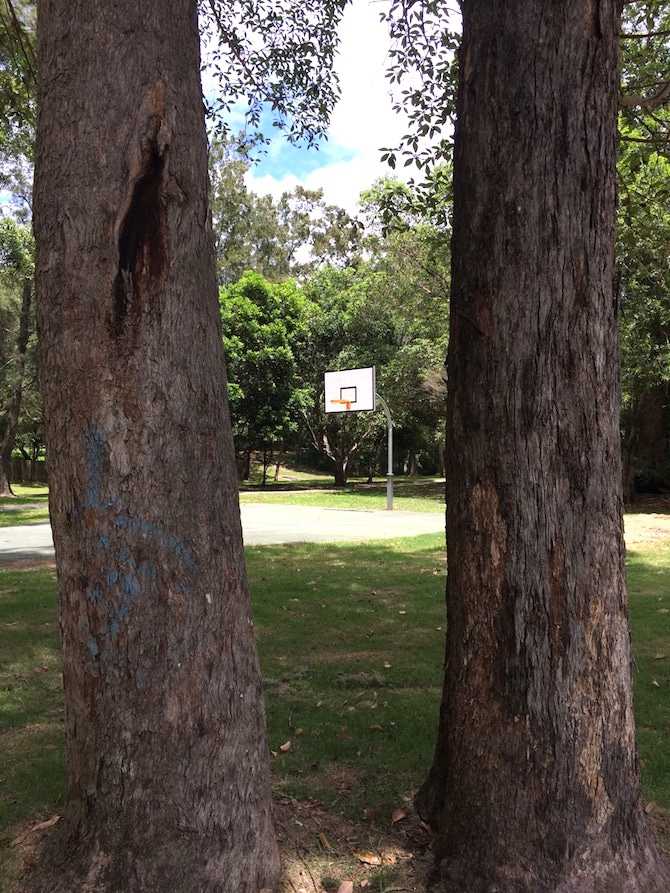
xmin=209 ymin=136 xmax=364 ymax=286
xmin=219 ymin=271 xmax=306 ymax=479
xmin=217 ymin=175 xmax=452 ymax=486
xmin=0 ymin=217 xmax=39 ymax=484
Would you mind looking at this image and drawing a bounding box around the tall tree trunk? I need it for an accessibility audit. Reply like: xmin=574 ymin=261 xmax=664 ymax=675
xmin=0 ymin=276 xmax=32 ymax=497
xmin=32 ymin=2 xmax=279 ymax=891
xmin=416 ymin=2 xmax=669 ymax=891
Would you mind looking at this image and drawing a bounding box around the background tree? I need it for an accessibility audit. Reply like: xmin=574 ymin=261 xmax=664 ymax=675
xmin=277 ymin=185 xmax=364 ymax=275
xmin=617 ymin=138 xmax=670 ymax=500
xmin=209 ymin=136 xmax=364 ymax=287
xmin=0 ymin=216 xmax=35 ymax=495
xmin=360 ymin=174 xmax=451 ymax=475
xmin=209 ymin=135 xmax=294 ymax=286
xmin=220 ymin=271 xmax=305 ymax=481
xmin=414 ymin=1 xmax=669 ymax=890
xmin=619 ymin=1 xmax=670 ymax=146
xmin=0 ymin=0 xmax=35 ymax=221
xmin=33 ymin=0 xmax=281 ymax=888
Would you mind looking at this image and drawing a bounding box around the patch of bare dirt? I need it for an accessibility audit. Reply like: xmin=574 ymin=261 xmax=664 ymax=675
xmin=273 ymin=795 xmax=433 ymax=893
xmin=0 ymin=558 xmax=56 ymax=572
xmin=623 ymin=494 xmax=670 ymax=547
xmin=624 ymin=514 xmax=670 ymax=547
xmin=7 ymin=799 xmax=670 ymax=892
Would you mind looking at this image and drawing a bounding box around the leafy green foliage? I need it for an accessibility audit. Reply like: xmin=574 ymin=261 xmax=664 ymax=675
xmin=380 ymin=1 xmax=670 ymax=181
xmin=220 ymin=272 xmax=306 ymax=462
xmin=0 ymin=1 xmax=35 ymax=220
xmin=0 ymin=0 xmax=35 ymax=146
xmin=381 ymin=0 xmax=460 ymax=172
xmin=199 ymin=0 xmax=348 ymax=148
xmin=0 ymin=215 xmax=32 ymax=277
xmin=620 ymin=1 xmax=670 ymax=147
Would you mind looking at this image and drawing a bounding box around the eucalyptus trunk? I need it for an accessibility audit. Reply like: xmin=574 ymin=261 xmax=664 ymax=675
xmin=416 ymin=2 xmax=669 ymax=890
xmin=32 ymin=1 xmax=279 ymax=890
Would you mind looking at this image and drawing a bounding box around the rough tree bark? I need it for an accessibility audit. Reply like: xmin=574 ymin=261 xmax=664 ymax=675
xmin=32 ymin=1 xmax=279 ymax=890
xmin=0 ymin=275 xmax=31 ymax=496
xmin=415 ymin=2 xmax=670 ymax=891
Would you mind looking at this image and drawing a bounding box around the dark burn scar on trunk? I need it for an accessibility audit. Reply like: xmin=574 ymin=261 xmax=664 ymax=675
xmin=113 ymin=139 xmax=167 ymax=338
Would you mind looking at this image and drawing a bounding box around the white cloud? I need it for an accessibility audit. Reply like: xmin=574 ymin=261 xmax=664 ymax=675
xmin=245 ymin=0 xmax=409 ymax=213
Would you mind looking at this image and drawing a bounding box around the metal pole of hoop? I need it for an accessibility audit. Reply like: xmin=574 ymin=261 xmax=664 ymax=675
xmin=376 ymin=393 xmax=393 ymax=511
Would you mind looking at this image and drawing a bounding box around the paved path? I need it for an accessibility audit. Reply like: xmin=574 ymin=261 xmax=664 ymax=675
xmin=0 ymin=504 xmax=445 ymax=560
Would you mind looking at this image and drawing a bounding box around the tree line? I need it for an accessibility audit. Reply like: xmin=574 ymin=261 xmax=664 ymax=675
xmin=6 ymin=130 xmax=670 ymax=494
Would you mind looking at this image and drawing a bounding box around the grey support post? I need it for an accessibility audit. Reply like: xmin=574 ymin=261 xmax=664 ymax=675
xmin=376 ymin=393 xmax=393 ymax=510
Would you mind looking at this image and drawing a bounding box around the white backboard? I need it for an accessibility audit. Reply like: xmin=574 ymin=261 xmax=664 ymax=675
xmin=324 ymin=366 xmax=376 ymax=413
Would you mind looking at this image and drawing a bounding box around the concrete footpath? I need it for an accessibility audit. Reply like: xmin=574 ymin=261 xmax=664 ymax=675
xmin=0 ymin=504 xmax=445 ymax=560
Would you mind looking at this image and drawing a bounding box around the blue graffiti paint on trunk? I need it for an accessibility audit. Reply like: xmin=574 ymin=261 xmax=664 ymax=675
xmin=81 ymin=428 xmax=200 ymax=665
xmin=84 ymin=429 xmax=104 ymax=510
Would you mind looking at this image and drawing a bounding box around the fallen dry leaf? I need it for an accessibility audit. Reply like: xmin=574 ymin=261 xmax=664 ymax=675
xmin=391 ymin=807 xmax=408 ymax=824
xmin=11 ymin=815 xmax=61 ymax=847
xmin=362 ymin=807 xmax=376 ymax=821
xmin=645 ymin=801 xmax=658 ymax=814
xmin=279 ymin=740 xmax=291 ymax=752
xmin=654 ymin=654 xmax=666 ymax=660
xmin=651 ymin=680 xmax=660 ymax=689
xmin=337 ymin=882 xmax=354 ymax=893
xmin=354 ymin=850 xmax=382 ymax=866
xmin=370 ymin=723 xmax=383 ymax=732
xmin=318 ymin=831 xmax=333 ymax=851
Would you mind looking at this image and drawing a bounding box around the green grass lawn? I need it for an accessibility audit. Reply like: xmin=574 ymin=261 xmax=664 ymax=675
xmin=249 ymin=534 xmax=447 ymax=817
xmin=239 ymin=478 xmax=446 ymax=513
xmin=0 ymin=485 xmax=50 ymax=528
xmin=626 ymin=538 xmax=670 ymax=806
xmin=1 ymin=522 xmax=669 ymax=888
